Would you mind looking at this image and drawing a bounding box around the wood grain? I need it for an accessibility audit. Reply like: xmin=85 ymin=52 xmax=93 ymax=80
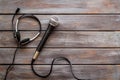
xmin=0 ymin=31 xmax=120 ymax=47
xmin=0 ymin=0 xmax=120 ymax=14
xmin=0 ymin=48 xmax=120 ymax=64
xmin=0 ymin=0 xmax=120 ymax=79
xmin=0 ymin=65 xmax=118 ymax=80
xmin=0 ymin=15 xmax=120 ymax=30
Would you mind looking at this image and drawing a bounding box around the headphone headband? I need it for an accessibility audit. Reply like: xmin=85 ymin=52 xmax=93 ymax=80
xmin=15 ymin=15 xmax=41 ymax=42
xmin=12 ymin=8 xmax=41 ymax=45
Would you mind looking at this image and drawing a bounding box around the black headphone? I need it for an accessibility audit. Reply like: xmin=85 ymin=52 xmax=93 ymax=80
xmin=3 ymin=8 xmax=42 ymax=80
xmin=12 ymin=8 xmax=41 ymax=46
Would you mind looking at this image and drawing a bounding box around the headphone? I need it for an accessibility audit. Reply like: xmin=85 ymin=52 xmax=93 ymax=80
xmin=3 ymin=8 xmax=42 ymax=80
xmin=12 ymin=8 xmax=41 ymax=46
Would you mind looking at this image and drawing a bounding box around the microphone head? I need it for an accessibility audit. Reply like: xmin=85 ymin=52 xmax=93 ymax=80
xmin=49 ymin=16 xmax=59 ymax=27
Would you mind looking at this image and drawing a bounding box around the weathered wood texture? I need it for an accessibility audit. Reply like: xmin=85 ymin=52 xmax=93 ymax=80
xmin=0 ymin=31 xmax=120 ymax=47
xmin=0 ymin=48 xmax=120 ymax=64
xmin=0 ymin=15 xmax=120 ymax=30
xmin=0 ymin=0 xmax=120 ymax=14
xmin=0 ymin=65 xmax=119 ymax=80
xmin=0 ymin=0 xmax=120 ymax=80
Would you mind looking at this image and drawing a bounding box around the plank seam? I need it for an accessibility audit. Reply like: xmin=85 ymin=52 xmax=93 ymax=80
xmin=0 ymin=47 xmax=120 ymax=49
xmin=1 ymin=30 xmax=120 ymax=32
xmin=0 ymin=64 xmax=119 ymax=65
xmin=1 ymin=13 xmax=120 ymax=15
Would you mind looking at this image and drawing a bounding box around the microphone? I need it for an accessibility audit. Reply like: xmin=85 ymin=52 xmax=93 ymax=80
xmin=32 ymin=16 xmax=59 ymax=60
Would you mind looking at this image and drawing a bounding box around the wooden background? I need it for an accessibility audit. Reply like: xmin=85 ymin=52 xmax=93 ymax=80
xmin=0 ymin=0 xmax=120 ymax=80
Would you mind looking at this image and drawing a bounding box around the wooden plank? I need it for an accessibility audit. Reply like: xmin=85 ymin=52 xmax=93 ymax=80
xmin=0 ymin=48 xmax=120 ymax=64
xmin=0 ymin=31 xmax=120 ymax=47
xmin=0 ymin=15 xmax=120 ymax=30
xmin=116 ymin=65 xmax=120 ymax=80
xmin=0 ymin=0 xmax=120 ymax=14
xmin=0 ymin=65 xmax=118 ymax=80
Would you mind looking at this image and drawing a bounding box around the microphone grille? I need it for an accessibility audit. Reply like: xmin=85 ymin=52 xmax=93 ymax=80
xmin=49 ymin=16 xmax=59 ymax=27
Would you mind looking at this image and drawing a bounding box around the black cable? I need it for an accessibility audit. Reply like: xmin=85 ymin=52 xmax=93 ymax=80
xmin=3 ymin=8 xmax=20 ymax=80
xmin=3 ymin=46 xmax=20 ymax=80
xmin=31 ymin=57 xmax=90 ymax=80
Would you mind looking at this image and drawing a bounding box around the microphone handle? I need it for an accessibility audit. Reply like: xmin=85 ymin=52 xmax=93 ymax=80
xmin=33 ymin=24 xmax=55 ymax=60
xmin=37 ymin=25 xmax=54 ymax=51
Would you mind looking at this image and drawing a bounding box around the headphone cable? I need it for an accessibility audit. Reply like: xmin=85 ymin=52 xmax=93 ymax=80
xmin=3 ymin=8 xmax=20 ymax=80
xmin=3 ymin=45 xmax=20 ymax=80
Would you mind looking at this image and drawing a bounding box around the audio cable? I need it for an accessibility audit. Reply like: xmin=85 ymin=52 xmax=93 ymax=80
xmin=3 ymin=8 xmax=20 ymax=80
xmin=3 ymin=46 xmax=19 ymax=80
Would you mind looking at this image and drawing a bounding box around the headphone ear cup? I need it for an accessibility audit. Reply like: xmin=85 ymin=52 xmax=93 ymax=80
xmin=16 ymin=31 xmax=21 ymax=42
xmin=20 ymin=38 xmax=30 ymax=45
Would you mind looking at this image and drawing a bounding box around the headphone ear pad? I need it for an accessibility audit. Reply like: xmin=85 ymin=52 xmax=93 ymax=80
xmin=20 ymin=38 xmax=30 ymax=45
xmin=16 ymin=31 xmax=21 ymax=42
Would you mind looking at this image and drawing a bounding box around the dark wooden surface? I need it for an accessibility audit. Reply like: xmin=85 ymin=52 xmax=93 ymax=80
xmin=0 ymin=0 xmax=120 ymax=80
